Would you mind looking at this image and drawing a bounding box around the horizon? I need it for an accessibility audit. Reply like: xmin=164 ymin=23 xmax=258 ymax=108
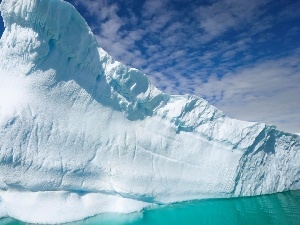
xmin=0 ymin=0 xmax=299 ymax=133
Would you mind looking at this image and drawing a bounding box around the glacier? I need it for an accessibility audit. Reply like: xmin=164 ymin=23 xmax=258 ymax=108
xmin=0 ymin=0 xmax=299 ymax=224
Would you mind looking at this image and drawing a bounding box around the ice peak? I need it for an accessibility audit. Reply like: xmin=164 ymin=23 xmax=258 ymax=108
xmin=0 ymin=0 xmax=100 ymax=73
xmin=1 ymin=0 xmax=80 ymax=34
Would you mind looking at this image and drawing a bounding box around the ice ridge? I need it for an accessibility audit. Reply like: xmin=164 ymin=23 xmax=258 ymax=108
xmin=0 ymin=0 xmax=299 ymax=224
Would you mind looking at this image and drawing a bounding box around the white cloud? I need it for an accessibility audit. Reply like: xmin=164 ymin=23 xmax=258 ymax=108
xmin=186 ymin=52 xmax=300 ymax=133
xmin=194 ymin=0 xmax=272 ymax=39
xmin=142 ymin=0 xmax=169 ymax=18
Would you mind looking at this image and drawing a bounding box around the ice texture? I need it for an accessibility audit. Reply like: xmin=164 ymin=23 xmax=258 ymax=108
xmin=0 ymin=0 xmax=299 ymax=224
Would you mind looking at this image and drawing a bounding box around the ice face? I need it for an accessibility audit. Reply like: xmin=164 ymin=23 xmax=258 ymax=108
xmin=0 ymin=0 xmax=299 ymax=224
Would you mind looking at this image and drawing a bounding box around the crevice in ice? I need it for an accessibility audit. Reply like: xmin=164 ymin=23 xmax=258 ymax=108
xmin=137 ymin=144 xmax=201 ymax=168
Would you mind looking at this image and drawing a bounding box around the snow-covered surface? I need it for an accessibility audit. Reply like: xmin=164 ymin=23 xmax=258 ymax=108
xmin=0 ymin=0 xmax=299 ymax=224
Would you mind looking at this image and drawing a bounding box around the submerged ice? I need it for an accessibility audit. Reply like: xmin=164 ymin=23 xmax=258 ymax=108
xmin=0 ymin=0 xmax=299 ymax=224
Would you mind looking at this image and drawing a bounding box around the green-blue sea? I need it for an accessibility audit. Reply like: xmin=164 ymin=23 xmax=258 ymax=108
xmin=1 ymin=190 xmax=299 ymax=225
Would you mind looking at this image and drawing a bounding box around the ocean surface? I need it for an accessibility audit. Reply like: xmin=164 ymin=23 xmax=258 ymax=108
xmin=1 ymin=190 xmax=299 ymax=225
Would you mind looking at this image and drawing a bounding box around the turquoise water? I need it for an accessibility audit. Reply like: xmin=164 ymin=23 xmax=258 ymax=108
xmin=1 ymin=190 xmax=300 ymax=225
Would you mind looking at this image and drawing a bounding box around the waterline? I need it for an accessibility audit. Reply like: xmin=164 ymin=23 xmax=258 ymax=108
xmin=1 ymin=190 xmax=300 ymax=225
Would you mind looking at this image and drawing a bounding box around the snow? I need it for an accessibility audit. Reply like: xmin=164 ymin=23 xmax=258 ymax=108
xmin=0 ymin=0 xmax=299 ymax=224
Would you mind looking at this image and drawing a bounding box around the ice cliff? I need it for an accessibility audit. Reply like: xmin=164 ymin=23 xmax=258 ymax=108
xmin=0 ymin=0 xmax=299 ymax=224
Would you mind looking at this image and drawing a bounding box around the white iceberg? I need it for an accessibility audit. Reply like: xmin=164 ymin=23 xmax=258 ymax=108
xmin=0 ymin=0 xmax=299 ymax=224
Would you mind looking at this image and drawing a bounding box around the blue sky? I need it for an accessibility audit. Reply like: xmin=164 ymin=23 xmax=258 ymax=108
xmin=1 ymin=0 xmax=300 ymax=133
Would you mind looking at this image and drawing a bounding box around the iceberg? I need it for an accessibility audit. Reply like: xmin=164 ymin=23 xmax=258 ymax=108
xmin=0 ymin=0 xmax=299 ymax=223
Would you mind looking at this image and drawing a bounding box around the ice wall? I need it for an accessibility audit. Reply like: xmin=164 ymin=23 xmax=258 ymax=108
xmin=0 ymin=0 xmax=299 ymax=224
